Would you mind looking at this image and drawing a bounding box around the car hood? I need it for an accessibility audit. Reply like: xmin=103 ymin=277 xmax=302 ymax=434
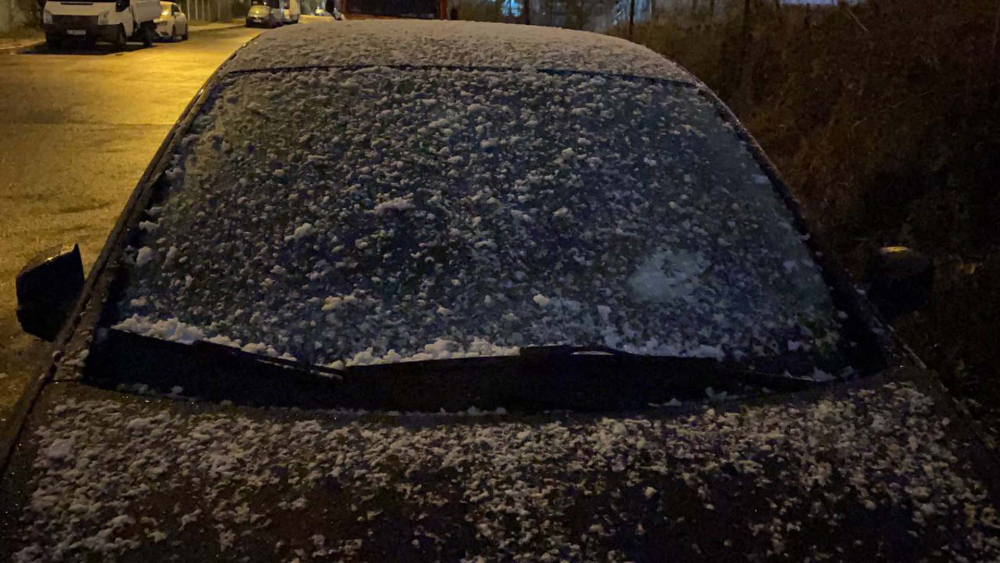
xmin=4 ymin=368 xmax=1000 ymax=562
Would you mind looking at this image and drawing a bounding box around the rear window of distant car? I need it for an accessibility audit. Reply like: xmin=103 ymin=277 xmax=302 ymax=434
xmin=113 ymin=67 xmax=850 ymax=376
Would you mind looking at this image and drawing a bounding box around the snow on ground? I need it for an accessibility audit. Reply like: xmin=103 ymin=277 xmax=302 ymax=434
xmin=221 ymin=21 xmax=696 ymax=84
xmin=114 ymin=65 xmax=844 ymax=372
xmin=10 ymin=383 xmax=1000 ymax=561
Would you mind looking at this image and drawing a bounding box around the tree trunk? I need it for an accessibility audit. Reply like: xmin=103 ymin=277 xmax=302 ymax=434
xmin=628 ymin=0 xmax=635 ymax=40
xmin=691 ymin=0 xmax=698 ymax=16
xmin=990 ymin=0 xmax=1000 ymax=101
xmin=708 ymin=0 xmax=715 ymax=19
xmin=523 ymin=0 xmax=530 ymax=24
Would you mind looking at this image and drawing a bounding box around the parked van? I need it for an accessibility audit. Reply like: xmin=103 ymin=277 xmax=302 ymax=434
xmin=42 ymin=0 xmax=161 ymax=50
xmin=246 ymin=0 xmax=299 ymax=27
xmin=280 ymin=0 xmax=301 ymax=24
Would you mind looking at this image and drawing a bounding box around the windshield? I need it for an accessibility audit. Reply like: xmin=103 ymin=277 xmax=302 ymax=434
xmin=250 ymin=0 xmax=280 ymax=8
xmin=113 ymin=67 xmax=848 ymax=376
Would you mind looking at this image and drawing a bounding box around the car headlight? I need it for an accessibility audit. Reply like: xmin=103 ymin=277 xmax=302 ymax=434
xmin=97 ymin=10 xmax=110 ymax=24
xmin=43 ymin=9 xmax=52 ymax=24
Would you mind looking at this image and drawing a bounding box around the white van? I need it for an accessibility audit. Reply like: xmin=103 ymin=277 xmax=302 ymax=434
xmin=43 ymin=0 xmax=161 ymax=50
xmin=246 ymin=0 xmax=299 ymax=27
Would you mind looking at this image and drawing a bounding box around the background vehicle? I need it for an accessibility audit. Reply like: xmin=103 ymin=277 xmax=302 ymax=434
xmin=344 ymin=0 xmax=440 ymax=18
xmin=314 ymin=4 xmax=341 ymax=18
xmin=246 ymin=0 xmax=287 ymax=27
xmin=283 ymin=0 xmax=301 ymax=23
xmin=42 ymin=0 xmax=160 ymax=50
xmin=154 ymin=1 xmax=188 ymax=41
xmin=3 ymin=22 xmax=999 ymax=562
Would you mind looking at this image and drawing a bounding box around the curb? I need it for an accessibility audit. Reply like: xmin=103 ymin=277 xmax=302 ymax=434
xmin=186 ymin=21 xmax=245 ymax=33
xmin=0 ymin=40 xmax=43 ymax=55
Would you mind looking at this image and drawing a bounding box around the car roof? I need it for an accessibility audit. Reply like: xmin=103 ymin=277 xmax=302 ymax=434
xmin=220 ymin=20 xmax=699 ymax=84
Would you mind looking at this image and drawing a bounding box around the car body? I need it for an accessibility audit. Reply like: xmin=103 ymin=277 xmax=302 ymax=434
xmin=154 ymin=1 xmax=188 ymax=41
xmin=3 ymin=22 xmax=1000 ymax=562
xmin=42 ymin=0 xmax=160 ymax=49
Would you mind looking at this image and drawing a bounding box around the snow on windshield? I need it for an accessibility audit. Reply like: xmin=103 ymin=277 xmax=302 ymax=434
xmin=113 ymin=67 xmax=845 ymax=372
xmin=221 ymin=21 xmax=696 ymax=84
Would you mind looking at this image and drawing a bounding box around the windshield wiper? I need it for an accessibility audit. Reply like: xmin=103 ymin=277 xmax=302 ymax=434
xmin=83 ymin=330 xmax=824 ymax=413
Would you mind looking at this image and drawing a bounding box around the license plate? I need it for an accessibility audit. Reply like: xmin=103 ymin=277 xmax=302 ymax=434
xmin=67 ymin=29 xmax=85 ymax=35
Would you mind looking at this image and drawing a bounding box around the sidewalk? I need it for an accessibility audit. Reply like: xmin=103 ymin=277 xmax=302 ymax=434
xmin=0 ymin=29 xmax=44 ymax=55
xmin=0 ymin=20 xmax=244 ymax=54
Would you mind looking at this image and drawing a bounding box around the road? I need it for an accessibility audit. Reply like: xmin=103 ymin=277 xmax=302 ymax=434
xmin=0 ymin=24 xmax=273 ymax=423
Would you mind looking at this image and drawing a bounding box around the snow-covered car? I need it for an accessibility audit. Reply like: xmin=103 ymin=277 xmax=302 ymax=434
xmin=4 ymin=21 xmax=1000 ymax=562
xmin=154 ymin=1 xmax=188 ymax=41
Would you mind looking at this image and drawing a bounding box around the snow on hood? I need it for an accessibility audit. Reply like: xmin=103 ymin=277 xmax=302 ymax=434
xmin=220 ymin=20 xmax=698 ymax=84
xmin=114 ymin=65 xmax=844 ymax=370
xmin=9 ymin=383 xmax=1000 ymax=561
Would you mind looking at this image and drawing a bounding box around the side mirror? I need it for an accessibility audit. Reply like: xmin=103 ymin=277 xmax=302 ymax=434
xmin=116 ymin=0 xmax=129 ymax=11
xmin=865 ymin=246 xmax=933 ymax=321
xmin=16 ymin=244 xmax=85 ymax=341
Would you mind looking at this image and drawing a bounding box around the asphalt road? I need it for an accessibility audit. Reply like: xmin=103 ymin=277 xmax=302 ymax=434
xmin=0 ymin=24 xmax=271 ymax=423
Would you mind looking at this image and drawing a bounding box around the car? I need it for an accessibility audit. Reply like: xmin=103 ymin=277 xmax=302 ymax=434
xmin=246 ymin=0 xmax=282 ymax=27
xmin=315 ymin=4 xmax=343 ymax=18
xmin=3 ymin=21 xmax=1000 ymax=562
xmin=313 ymin=6 xmax=344 ymax=21
xmin=279 ymin=0 xmax=301 ymax=24
xmin=154 ymin=1 xmax=188 ymax=41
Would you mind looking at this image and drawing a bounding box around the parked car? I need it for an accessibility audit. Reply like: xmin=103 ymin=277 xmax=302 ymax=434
xmin=246 ymin=0 xmax=298 ymax=27
xmin=280 ymin=0 xmax=301 ymax=24
xmin=246 ymin=0 xmax=281 ymax=27
xmin=154 ymin=1 xmax=188 ymax=41
xmin=314 ymin=4 xmax=342 ymax=18
xmin=42 ymin=0 xmax=160 ymax=50
xmin=4 ymin=22 xmax=999 ymax=562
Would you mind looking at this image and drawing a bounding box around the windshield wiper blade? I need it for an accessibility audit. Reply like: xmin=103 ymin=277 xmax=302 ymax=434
xmin=84 ymin=330 xmax=823 ymax=413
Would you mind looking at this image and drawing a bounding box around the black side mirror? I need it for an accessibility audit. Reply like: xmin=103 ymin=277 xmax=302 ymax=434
xmin=116 ymin=0 xmax=130 ymax=11
xmin=16 ymin=244 xmax=85 ymax=341
xmin=865 ymin=246 xmax=933 ymax=321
